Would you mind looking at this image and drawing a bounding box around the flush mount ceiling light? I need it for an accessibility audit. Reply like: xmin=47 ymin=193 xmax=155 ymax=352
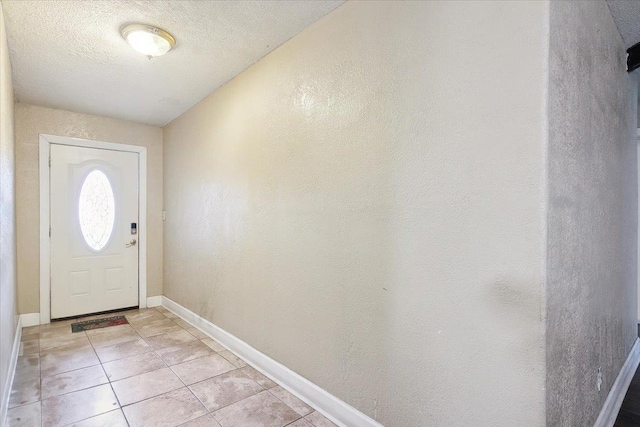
xmin=121 ymin=24 xmax=176 ymax=58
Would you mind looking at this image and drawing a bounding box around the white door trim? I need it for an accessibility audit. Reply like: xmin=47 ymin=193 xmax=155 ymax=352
xmin=39 ymin=134 xmax=148 ymax=324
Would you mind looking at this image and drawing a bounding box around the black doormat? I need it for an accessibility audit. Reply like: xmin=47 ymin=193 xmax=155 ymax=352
xmin=71 ymin=315 xmax=129 ymax=333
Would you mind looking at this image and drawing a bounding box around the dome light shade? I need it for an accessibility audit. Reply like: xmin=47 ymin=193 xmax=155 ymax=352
xmin=122 ymin=24 xmax=175 ymax=58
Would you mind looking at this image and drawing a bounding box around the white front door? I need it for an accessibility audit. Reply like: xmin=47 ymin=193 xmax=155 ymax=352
xmin=50 ymin=144 xmax=139 ymax=319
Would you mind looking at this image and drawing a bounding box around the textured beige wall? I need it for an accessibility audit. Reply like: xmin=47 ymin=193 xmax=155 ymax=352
xmin=0 ymin=4 xmax=18 ymax=417
xmin=163 ymin=2 xmax=548 ymax=425
xmin=15 ymin=104 xmax=163 ymax=314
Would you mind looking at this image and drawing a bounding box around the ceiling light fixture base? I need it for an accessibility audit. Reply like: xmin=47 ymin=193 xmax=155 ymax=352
xmin=121 ymin=24 xmax=176 ymax=58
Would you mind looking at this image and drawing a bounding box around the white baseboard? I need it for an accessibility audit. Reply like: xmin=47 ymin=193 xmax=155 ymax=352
xmin=161 ymin=296 xmax=383 ymax=427
xmin=594 ymin=338 xmax=640 ymax=427
xmin=1 ymin=317 xmax=22 ymax=427
xmin=146 ymin=296 xmax=162 ymax=307
xmin=20 ymin=313 xmax=40 ymax=328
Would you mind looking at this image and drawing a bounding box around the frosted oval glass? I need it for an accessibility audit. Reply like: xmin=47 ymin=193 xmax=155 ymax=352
xmin=78 ymin=170 xmax=115 ymax=251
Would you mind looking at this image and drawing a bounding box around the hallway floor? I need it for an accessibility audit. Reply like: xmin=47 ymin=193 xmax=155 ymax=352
xmin=6 ymin=306 xmax=336 ymax=427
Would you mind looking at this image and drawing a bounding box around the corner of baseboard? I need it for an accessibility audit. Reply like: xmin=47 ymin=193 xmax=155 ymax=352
xmin=20 ymin=313 xmax=40 ymax=328
xmin=146 ymin=296 xmax=163 ymax=307
xmin=594 ymin=338 xmax=640 ymax=427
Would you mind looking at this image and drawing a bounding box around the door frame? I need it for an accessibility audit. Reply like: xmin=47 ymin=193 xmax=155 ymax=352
xmin=39 ymin=134 xmax=148 ymax=324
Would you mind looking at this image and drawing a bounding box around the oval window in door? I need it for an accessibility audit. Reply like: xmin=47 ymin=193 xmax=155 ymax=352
xmin=78 ymin=170 xmax=115 ymax=251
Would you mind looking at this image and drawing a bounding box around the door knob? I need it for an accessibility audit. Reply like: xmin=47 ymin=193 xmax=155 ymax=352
xmin=126 ymin=239 xmax=137 ymax=248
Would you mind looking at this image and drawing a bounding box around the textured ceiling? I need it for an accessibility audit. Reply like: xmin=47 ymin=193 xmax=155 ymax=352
xmin=0 ymin=0 xmax=343 ymax=126
xmin=608 ymin=0 xmax=640 ymax=48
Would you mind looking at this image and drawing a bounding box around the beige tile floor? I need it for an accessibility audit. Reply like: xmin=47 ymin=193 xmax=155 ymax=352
xmin=7 ymin=306 xmax=338 ymax=427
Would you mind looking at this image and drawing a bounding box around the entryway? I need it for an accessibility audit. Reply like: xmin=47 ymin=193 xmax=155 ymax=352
xmin=50 ymin=144 xmax=139 ymax=319
xmin=39 ymin=134 xmax=149 ymax=323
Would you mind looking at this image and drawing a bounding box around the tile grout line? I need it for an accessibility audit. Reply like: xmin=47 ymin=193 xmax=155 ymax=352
xmin=108 ymin=309 xmax=199 ymax=411
xmin=146 ymin=308 xmax=289 ymax=420
xmin=136 ymin=315 xmax=223 ymax=414
xmin=84 ymin=326 xmax=127 ymax=426
xmin=45 ymin=313 xmax=138 ymax=425
xmin=10 ymin=313 xmax=132 ymax=425
xmin=107 ymin=309 xmax=224 ymax=423
xmin=161 ymin=306 xmax=332 ymax=427
xmin=110 ymin=311 xmax=172 ymax=411
xmin=158 ymin=332 xmax=295 ymax=420
xmin=265 ymin=387 xmax=306 ymax=423
xmin=11 ymin=307 xmax=322 ymax=427
xmin=58 ymin=409 xmax=127 ymax=427
xmin=81 ymin=309 xmax=174 ymax=425
xmin=51 ymin=324 xmax=119 ymax=427
xmin=190 ymin=368 xmax=265 ymax=417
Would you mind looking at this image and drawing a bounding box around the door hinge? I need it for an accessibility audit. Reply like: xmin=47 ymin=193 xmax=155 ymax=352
xmin=48 ymin=156 xmax=51 ymax=167
xmin=49 ymin=226 xmax=51 ymax=238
